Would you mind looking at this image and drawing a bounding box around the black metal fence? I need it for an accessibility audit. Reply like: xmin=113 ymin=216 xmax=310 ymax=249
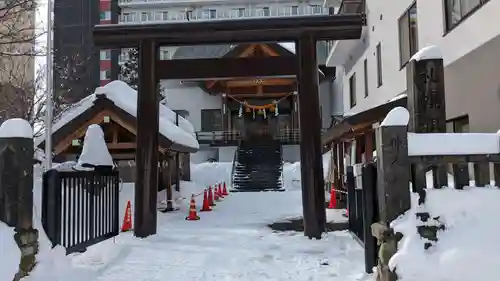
xmin=346 ymin=162 xmax=378 ymax=273
xmin=42 ymin=168 xmax=120 ymax=254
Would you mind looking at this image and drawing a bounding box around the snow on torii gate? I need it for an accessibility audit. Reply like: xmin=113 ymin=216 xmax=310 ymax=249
xmin=92 ymin=13 xmax=365 ymax=239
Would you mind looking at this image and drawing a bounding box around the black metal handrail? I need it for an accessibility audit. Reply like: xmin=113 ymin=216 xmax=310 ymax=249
xmin=196 ymin=129 xmax=328 ymax=144
xmin=230 ymin=146 xmax=238 ymax=189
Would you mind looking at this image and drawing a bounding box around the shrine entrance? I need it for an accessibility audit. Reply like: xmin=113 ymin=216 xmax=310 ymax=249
xmin=93 ymin=13 xmax=365 ymax=239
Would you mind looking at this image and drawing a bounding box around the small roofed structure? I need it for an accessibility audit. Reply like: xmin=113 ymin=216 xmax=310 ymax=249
xmin=36 ymin=80 xmax=198 ymax=191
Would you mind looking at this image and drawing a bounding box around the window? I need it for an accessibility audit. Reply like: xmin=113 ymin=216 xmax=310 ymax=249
xmin=311 ymin=4 xmax=322 ymax=14
xmin=209 ymin=9 xmax=217 ymax=19
xmin=444 ymin=0 xmax=490 ymax=31
xmin=291 ymin=6 xmax=298 ymax=15
xmin=155 ymin=11 xmax=168 ymax=21
xmin=100 ymin=70 xmax=110 ymax=80
xmin=100 ymin=11 xmax=111 ymax=21
xmin=141 ymin=12 xmax=152 ymax=21
xmin=349 ymin=73 xmax=356 ymax=108
xmin=447 ymin=115 xmax=469 ymax=133
xmin=121 ymin=12 xmax=132 ymax=22
xmin=100 ymin=50 xmax=111 ymax=60
xmin=174 ymin=110 xmax=189 ymax=118
xmin=376 ymin=43 xmax=383 ymax=87
xmin=263 ymin=7 xmax=270 ymax=16
xmin=159 ymin=48 xmax=170 ymax=60
xmin=363 ymin=59 xmax=368 ymax=97
xmin=398 ymin=3 xmax=419 ymax=66
xmin=201 ymin=109 xmax=222 ymax=131
xmin=238 ymin=8 xmax=245 ymax=17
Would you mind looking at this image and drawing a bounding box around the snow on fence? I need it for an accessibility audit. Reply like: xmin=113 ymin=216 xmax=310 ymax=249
xmin=344 ymin=106 xmax=500 ymax=275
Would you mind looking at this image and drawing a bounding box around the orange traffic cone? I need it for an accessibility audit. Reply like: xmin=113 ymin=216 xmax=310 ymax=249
xmin=222 ymin=182 xmax=229 ymax=196
xmin=200 ymin=189 xmax=212 ymax=212
xmin=185 ymin=194 xmax=200 ymax=221
xmin=217 ymin=184 xmax=224 ymax=198
xmin=121 ymin=200 xmax=133 ymax=232
xmin=327 ymin=185 xmax=337 ymax=209
xmin=208 ymin=186 xmax=216 ymax=206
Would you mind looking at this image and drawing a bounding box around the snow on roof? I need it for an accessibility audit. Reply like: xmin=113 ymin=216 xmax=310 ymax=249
xmin=76 ymin=125 xmax=114 ymax=169
xmin=0 ymin=118 xmax=33 ymax=138
xmin=35 ymin=80 xmax=199 ymax=151
xmin=380 ymin=107 xmax=409 ymax=127
xmin=410 ymin=45 xmax=443 ymax=61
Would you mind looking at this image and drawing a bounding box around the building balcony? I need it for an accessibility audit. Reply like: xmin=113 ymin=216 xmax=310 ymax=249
xmin=325 ymin=0 xmax=367 ymax=67
xmin=118 ymin=3 xmax=330 ymax=23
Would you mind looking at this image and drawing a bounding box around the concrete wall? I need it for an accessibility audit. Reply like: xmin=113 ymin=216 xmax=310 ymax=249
xmin=282 ymin=145 xmax=300 ymax=163
xmin=218 ymin=146 xmax=237 ymax=162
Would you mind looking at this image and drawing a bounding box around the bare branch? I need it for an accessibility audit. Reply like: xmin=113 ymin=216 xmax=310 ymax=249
xmin=0 ymin=0 xmax=46 ymax=57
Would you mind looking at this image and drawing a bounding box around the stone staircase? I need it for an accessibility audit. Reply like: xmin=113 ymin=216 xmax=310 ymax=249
xmin=231 ymin=136 xmax=284 ymax=192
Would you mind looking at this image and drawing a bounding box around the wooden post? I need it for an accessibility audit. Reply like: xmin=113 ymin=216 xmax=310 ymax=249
xmin=365 ymin=130 xmax=374 ymax=162
xmin=164 ymin=154 xmax=174 ymax=212
xmin=0 ymin=119 xmax=38 ymax=279
xmin=406 ymin=50 xmax=447 ymax=189
xmin=375 ymin=107 xmax=411 ymax=223
xmin=180 ymin=153 xmax=191 ymax=181
xmin=361 ymin=162 xmax=378 ymax=273
xmin=175 ymin=152 xmax=180 ymax=191
xmin=135 ymin=39 xmax=159 ymax=238
xmin=296 ymin=33 xmax=326 ymax=239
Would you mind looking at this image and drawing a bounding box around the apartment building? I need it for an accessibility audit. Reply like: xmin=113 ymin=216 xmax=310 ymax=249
xmin=326 ymin=0 xmax=500 ymax=133
xmin=53 ymin=0 xmax=119 ymax=103
xmin=0 ymin=0 xmax=35 ymax=122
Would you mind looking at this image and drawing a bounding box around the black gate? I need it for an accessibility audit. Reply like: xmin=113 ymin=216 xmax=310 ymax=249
xmin=346 ymin=162 xmax=378 ymax=273
xmin=42 ymin=168 xmax=120 ymax=254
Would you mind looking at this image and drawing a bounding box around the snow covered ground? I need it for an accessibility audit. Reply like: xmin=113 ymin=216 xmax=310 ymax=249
xmin=3 ymin=158 xmax=499 ymax=281
xmin=1 ymin=161 xmax=364 ymax=281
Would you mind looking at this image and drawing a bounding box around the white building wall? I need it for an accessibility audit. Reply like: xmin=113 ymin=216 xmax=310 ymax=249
xmin=332 ymin=0 xmax=500 ymax=118
xmin=418 ymin=0 xmax=500 ymax=67
xmin=160 ymin=79 xmax=221 ymax=132
xmin=341 ymin=0 xmax=413 ymax=116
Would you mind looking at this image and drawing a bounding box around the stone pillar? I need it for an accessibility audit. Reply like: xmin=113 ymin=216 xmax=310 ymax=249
xmin=375 ymin=107 xmax=411 ymax=223
xmin=0 ymin=119 xmax=38 ymax=280
xmin=406 ymin=49 xmax=447 ymax=190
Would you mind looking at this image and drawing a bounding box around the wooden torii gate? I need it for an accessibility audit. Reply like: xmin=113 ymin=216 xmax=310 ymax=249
xmin=93 ymin=14 xmax=365 ymax=239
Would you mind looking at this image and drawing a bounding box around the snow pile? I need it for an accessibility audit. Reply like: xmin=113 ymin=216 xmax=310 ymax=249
xmin=0 ymin=222 xmax=21 ymax=281
xmin=190 ymin=162 xmax=233 ymax=188
xmin=282 ymin=151 xmax=333 ymax=191
xmin=0 ymin=118 xmax=33 ymax=138
xmin=389 ymin=187 xmax=500 ymax=281
xmin=75 ymin=125 xmax=114 ymax=170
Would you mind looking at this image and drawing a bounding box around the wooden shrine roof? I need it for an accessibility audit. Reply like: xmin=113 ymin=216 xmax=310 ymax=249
xmin=36 ymin=94 xmax=198 ymax=156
